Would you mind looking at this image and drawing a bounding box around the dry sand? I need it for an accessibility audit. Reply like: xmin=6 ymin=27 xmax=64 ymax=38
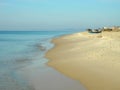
xmin=46 ymin=31 xmax=120 ymax=90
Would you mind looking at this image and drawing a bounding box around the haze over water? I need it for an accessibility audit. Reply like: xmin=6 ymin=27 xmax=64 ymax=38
xmin=0 ymin=0 xmax=120 ymax=30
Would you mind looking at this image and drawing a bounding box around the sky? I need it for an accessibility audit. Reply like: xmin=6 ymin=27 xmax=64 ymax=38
xmin=0 ymin=0 xmax=120 ymax=30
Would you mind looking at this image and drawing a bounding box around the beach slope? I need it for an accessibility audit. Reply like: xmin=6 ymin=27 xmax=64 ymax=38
xmin=46 ymin=31 xmax=120 ymax=90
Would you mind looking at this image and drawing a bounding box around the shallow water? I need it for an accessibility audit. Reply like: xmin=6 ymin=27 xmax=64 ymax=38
xmin=0 ymin=31 xmax=85 ymax=90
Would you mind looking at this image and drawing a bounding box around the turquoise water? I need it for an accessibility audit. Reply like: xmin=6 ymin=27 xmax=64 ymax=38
xmin=0 ymin=31 xmax=79 ymax=90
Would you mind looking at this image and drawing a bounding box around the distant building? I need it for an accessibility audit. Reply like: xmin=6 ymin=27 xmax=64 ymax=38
xmin=87 ymin=26 xmax=120 ymax=33
xmin=103 ymin=27 xmax=112 ymax=29
xmin=112 ymin=26 xmax=120 ymax=30
xmin=103 ymin=27 xmax=112 ymax=31
xmin=103 ymin=26 xmax=120 ymax=32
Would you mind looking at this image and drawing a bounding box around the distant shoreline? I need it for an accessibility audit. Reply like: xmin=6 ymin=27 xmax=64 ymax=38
xmin=46 ymin=31 xmax=120 ymax=90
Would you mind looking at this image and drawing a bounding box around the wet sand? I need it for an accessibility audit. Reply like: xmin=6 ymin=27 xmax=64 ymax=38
xmin=46 ymin=31 xmax=120 ymax=90
xmin=19 ymin=60 xmax=86 ymax=90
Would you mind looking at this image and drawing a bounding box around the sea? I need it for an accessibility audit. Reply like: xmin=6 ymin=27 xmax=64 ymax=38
xmin=0 ymin=30 xmax=85 ymax=90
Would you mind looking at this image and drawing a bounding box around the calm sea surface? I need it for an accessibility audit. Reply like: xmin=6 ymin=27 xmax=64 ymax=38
xmin=0 ymin=31 xmax=79 ymax=90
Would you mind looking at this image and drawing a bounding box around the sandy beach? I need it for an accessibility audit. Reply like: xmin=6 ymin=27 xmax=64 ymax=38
xmin=46 ymin=31 xmax=120 ymax=90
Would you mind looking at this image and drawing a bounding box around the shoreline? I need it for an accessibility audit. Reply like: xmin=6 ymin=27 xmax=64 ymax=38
xmin=46 ymin=31 xmax=120 ymax=90
xmin=19 ymin=35 xmax=86 ymax=90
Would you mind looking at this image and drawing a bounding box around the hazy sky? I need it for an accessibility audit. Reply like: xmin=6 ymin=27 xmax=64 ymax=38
xmin=0 ymin=0 xmax=120 ymax=30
